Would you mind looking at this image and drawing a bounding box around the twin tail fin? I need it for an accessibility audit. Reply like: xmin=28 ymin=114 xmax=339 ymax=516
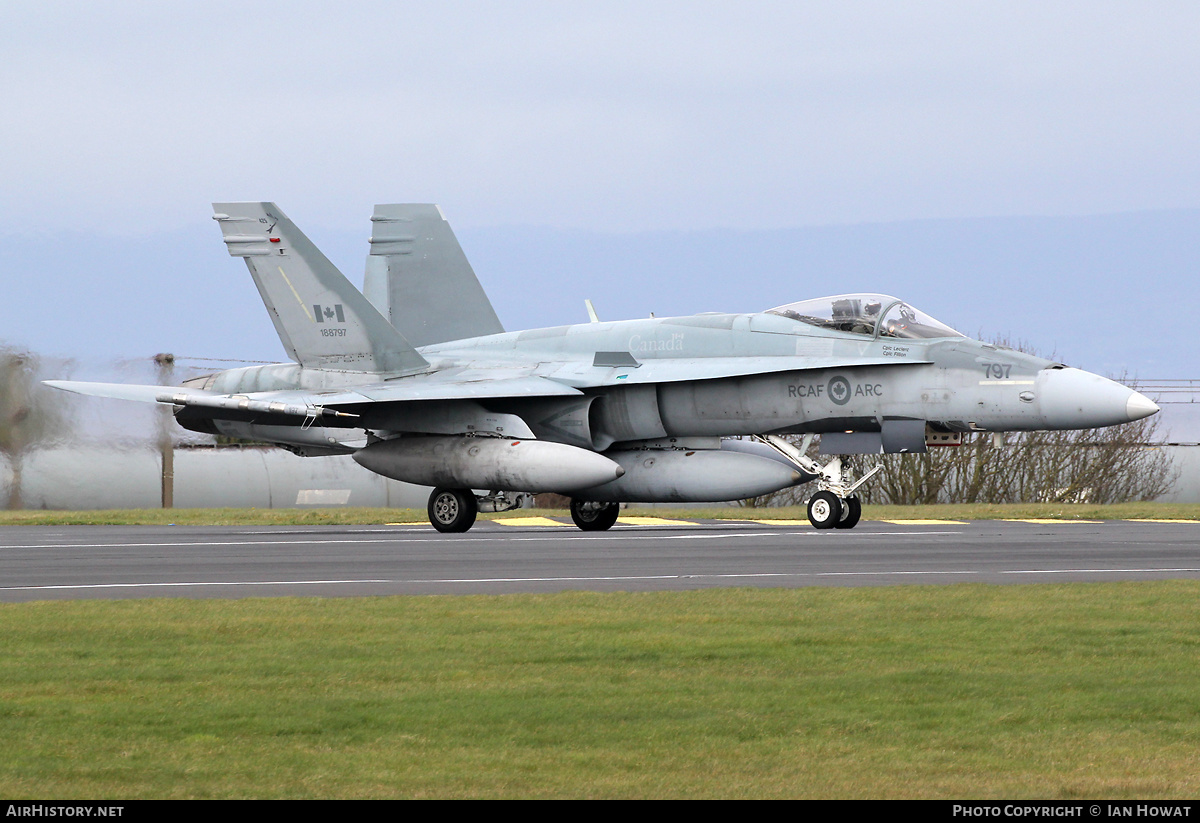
xmin=212 ymin=202 xmax=428 ymax=375
xmin=365 ymin=204 xmax=504 ymax=347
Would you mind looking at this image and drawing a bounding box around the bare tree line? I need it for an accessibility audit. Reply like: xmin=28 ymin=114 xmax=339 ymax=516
xmin=742 ymin=412 xmax=1175 ymax=507
xmin=0 ymin=348 xmax=70 ymax=509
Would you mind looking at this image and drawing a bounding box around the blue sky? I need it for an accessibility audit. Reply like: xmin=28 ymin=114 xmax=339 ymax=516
xmin=4 ymin=2 xmax=1198 ymax=234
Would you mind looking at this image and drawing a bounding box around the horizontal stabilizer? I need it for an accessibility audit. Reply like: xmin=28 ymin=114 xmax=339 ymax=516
xmin=42 ymin=380 xmax=356 ymax=420
xmin=43 ymin=380 xmax=205 ymax=404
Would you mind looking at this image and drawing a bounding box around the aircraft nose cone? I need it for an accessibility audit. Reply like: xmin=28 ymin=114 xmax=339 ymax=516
xmin=1038 ymin=368 xmax=1158 ymax=429
xmin=1126 ymin=391 xmax=1160 ymax=421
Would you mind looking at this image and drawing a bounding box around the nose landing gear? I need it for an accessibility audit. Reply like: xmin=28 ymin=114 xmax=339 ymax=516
xmin=750 ymin=434 xmax=878 ymax=530
xmin=806 ymin=490 xmax=862 ymax=530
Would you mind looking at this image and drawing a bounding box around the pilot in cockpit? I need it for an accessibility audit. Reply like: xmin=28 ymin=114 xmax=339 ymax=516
xmin=850 ymin=300 xmax=882 ymax=335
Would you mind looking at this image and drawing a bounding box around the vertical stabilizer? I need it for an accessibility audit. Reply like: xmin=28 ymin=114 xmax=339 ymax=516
xmin=213 ymin=202 xmax=428 ymax=374
xmin=362 ymin=254 xmax=389 ymax=317
xmin=368 ymin=204 xmax=505 ymax=347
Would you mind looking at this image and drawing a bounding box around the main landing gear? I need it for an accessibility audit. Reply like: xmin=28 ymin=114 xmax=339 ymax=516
xmin=426 ymin=487 xmax=622 ymax=533
xmin=749 ymin=434 xmax=879 ymax=531
xmin=428 ymin=487 xmax=477 ymax=533
xmin=569 ymin=499 xmax=620 ymax=531
xmin=427 ymin=488 xmax=528 ymax=533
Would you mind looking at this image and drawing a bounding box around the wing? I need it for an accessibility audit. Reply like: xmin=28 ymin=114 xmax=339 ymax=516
xmin=43 ymin=373 xmax=583 ymax=439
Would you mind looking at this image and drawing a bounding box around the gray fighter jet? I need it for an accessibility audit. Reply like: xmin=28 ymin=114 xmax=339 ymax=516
xmin=46 ymin=202 xmax=1159 ymax=532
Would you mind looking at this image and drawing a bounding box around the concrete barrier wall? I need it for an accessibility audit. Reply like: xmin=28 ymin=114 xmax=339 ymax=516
xmin=2 ymin=443 xmax=1197 ymax=509
xmin=1155 ymin=445 xmax=1200 ymax=504
xmin=1 ymin=446 xmax=430 ymax=510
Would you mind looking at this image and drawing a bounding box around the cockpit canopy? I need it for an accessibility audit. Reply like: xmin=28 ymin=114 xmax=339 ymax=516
xmin=765 ymin=293 xmax=963 ymax=340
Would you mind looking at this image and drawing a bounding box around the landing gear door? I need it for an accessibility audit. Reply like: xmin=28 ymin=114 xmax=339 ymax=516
xmin=881 ymin=419 xmax=927 ymax=454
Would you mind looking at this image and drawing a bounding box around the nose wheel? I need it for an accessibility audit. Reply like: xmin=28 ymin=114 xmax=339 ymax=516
xmin=835 ymin=495 xmax=861 ymax=529
xmin=807 ymin=492 xmax=862 ymax=530
xmin=807 ymin=491 xmax=841 ymax=529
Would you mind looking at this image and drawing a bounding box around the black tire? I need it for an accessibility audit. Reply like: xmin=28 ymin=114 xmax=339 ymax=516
xmin=807 ymin=491 xmax=842 ymax=530
xmin=835 ymin=496 xmax=862 ymax=529
xmin=570 ymin=499 xmax=620 ymax=531
xmin=428 ymin=487 xmax=478 ymax=533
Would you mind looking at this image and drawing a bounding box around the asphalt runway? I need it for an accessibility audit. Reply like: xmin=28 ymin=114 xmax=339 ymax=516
xmin=1 ymin=517 xmax=1198 ymax=602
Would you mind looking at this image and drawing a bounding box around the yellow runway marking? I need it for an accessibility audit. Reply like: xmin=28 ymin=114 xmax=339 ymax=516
xmin=494 ymin=517 xmax=569 ymax=527
xmin=721 ymin=519 xmax=810 ymax=526
xmin=616 ymin=517 xmax=697 ymax=526
xmin=1001 ymin=519 xmax=1101 ymax=524
xmin=1125 ymin=519 xmax=1200 ymax=523
xmin=879 ymin=519 xmax=967 ymax=525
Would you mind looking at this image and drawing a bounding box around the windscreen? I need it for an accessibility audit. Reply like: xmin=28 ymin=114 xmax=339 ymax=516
xmin=765 ymin=294 xmax=962 ymax=339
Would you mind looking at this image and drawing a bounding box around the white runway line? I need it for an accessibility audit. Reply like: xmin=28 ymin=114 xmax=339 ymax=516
xmin=6 ymin=565 xmax=1200 ymax=593
xmin=0 ymin=530 xmax=960 ymax=551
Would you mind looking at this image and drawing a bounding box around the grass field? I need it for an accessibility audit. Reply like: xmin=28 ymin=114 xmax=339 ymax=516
xmin=0 ymin=501 xmax=1198 ymax=526
xmin=3 ymin=583 xmax=1200 ymax=798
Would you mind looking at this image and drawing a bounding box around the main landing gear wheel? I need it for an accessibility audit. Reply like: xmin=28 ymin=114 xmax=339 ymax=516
xmin=428 ymin=487 xmax=478 ymax=533
xmin=570 ymin=499 xmax=620 ymax=531
xmin=835 ymin=495 xmax=862 ymax=529
xmin=807 ymin=491 xmax=843 ymax=530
